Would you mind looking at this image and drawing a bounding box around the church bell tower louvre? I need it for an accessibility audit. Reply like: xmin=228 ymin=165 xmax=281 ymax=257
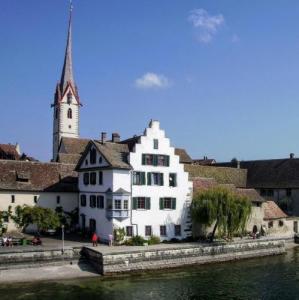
xmin=52 ymin=3 xmax=82 ymax=161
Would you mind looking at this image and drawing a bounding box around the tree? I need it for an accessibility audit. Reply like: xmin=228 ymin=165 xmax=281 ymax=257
xmin=11 ymin=205 xmax=61 ymax=233
xmin=191 ymin=186 xmax=251 ymax=242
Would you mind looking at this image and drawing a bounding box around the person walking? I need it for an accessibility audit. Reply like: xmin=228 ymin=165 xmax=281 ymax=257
xmin=91 ymin=232 xmax=98 ymax=247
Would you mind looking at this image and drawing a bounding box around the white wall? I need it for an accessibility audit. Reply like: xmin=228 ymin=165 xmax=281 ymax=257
xmin=0 ymin=191 xmax=78 ymax=232
xmin=129 ymin=120 xmax=193 ymax=240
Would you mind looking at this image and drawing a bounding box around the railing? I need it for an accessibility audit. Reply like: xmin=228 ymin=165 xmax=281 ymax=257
xmin=106 ymin=209 xmax=130 ymax=219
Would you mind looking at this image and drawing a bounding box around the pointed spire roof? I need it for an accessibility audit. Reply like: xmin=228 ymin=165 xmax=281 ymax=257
xmin=60 ymin=4 xmax=75 ymax=94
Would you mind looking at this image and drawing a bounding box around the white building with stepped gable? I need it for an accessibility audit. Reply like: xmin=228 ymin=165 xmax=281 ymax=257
xmin=76 ymin=120 xmax=193 ymax=242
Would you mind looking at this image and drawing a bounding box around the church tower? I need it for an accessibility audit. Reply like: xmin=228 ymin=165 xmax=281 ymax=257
xmin=52 ymin=4 xmax=81 ymax=161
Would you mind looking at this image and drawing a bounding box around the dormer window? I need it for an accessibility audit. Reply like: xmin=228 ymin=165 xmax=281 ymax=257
xmin=67 ymin=92 xmax=72 ymax=104
xmin=67 ymin=108 xmax=72 ymax=119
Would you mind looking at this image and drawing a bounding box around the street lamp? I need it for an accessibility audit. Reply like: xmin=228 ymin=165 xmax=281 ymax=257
xmin=61 ymin=225 xmax=65 ymax=254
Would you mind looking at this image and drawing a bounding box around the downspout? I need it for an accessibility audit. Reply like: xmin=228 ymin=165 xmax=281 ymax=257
xmin=130 ymin=169 xmax=138 ymax=235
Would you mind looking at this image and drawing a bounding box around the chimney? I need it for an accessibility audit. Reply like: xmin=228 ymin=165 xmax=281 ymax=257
xmin=290 ymin=153 xmax=295 ymax=159
xmin=15 ymin=143 xmax=21 ymax=155
xmin=101 ymin=132 xmax=107 ymax=144
xmin=112 ymin=132 xmax=120 ymax=143
xmin=237 ymin=160 xmax=240 ymax=169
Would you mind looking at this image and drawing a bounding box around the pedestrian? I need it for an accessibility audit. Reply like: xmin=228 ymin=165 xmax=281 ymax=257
xmin=108 ymin=233 xmax=113 ymax=247
xmin=91 ymin=232 xmax=98 ymax=247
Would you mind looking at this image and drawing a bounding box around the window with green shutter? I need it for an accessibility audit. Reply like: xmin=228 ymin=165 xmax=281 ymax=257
xmin=169 ymin=173 xmax=177 ymax=187
xmin=159 ymin=198 xmax=176 ymax=210
xmin=133 ymin=171 xmax=146 ymax=185
xmin=142 ymin=154 xmax=146 ymax=165
xmin=147 ymin=173 xmax=152 ymax=185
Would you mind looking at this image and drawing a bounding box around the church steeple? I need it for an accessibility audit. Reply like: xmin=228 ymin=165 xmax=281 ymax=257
xmin=52 ymin=2 xmax=81 ymax=161
xmin=60 ymin=4 xmax=75 ymax=95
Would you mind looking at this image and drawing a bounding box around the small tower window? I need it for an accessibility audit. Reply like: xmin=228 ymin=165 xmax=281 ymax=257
xmin=67 ymin=92 xmax=72 ymax=104
xmin=67 ymin=108 xmax=72 ymax=119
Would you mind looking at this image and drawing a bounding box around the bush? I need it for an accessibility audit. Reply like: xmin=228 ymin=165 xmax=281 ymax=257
xmin=148 ymin=235 xmax=160 ymax=245
xmin=127 ymin=235 xmax=146 ymax=246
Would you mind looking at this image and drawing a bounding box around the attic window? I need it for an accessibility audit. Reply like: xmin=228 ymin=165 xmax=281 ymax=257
xmin=16 ymin=172 xmax=30 ymax=183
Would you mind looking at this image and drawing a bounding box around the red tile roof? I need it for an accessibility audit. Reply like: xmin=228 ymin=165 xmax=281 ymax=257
xmin=263 ymin=201 xmax=288 ymax=220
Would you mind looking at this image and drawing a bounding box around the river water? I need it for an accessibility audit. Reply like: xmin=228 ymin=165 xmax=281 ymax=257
xmin=0 ymin=247 xmax=298 ymax=300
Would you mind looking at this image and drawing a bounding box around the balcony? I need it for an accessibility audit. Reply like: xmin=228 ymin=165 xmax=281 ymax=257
xmin=106 ymin=209 xmax=130 ymax=220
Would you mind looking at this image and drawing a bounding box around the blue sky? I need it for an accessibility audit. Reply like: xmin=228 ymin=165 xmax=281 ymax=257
xmin=1 ymin=0 xmax=299 ymax=162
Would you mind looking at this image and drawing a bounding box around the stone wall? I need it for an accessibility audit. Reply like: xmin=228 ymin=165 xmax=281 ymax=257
xmin=83 ymin=240 xmax=285 ymax=275
xmin=0 ymin=247 xmax=81 ymax=270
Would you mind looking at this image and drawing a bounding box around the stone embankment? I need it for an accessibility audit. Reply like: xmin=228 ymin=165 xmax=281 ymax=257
xmin=0 ymin=246 xmax=81 ymax=270
xmin=82 ymin=239 xmax=286 ymax=275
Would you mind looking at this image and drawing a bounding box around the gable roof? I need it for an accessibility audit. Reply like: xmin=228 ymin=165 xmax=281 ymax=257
xmin=175 ymin=148 xmax=193 ymax=164
xmin=216 ymin=158 xmax=299 ymax=188
xmin=76 ymin=140 xmax=131 ymax=170
xmin=263 ymin=200 xmax=288 ymax=220
xmin=0 ymin=160 xmax=78 ymax=192
xmin=0 ymin=144 xmax=20 ymax=160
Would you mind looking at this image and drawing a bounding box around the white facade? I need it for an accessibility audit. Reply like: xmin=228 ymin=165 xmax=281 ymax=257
xmin=78 ymin=120 xmax=193 ymax=242
xmin=0 ymin=191 xmax=78 ymax=232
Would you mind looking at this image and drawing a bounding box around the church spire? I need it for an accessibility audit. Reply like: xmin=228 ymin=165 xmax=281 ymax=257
xmin=60 ymin=2 xmax=75 ymax=95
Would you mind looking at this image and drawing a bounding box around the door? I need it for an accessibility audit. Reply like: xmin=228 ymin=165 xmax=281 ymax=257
xmin=89 ymin=218 xmax=96 ymax=234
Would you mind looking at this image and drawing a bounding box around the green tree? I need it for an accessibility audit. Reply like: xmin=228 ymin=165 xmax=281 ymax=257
xmin=11 ymin=205 xmax=61 ymax=233
xmin=191 ymin=186 xmax=251 ymax=242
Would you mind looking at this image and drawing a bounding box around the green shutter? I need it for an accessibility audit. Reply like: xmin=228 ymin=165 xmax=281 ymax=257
xmin=171 ymin=198 xmax=176 ymax=210
xmin=133 ymin=198 xmax=137 ymax=210
xmin=142 ymin=154 xmax=146 ymax=165
xmin=147 ymin=172 xmax=152 ymax=185
xmin=174 ymin=174 xmax=177 ymax=187
xmin=153 ymin=155 xmax=158 ymax=166
xmin=146 ymin=198 xmax=151 ymax=210
xmin=166 ymin=156 xmax=170 ymax=166
xmin=141 ymin=172 xmax=146 ymax=185
xmin=159 ymin=198 xmax=164 ymax=210
xmin=160 ymin=173 xmax=164 ymax=186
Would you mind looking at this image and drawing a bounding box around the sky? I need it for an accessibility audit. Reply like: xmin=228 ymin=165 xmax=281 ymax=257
xmin=1 ymin=0 xmax=299 ymax=162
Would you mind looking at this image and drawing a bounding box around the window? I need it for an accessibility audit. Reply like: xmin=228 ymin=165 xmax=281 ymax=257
xmin=133 ymin=171 xmax=146 ymax=185
xmin=142 ymin=154 xmax=169 ymax=167
xmin=147 ymin=172 xmax=164 ymax=186
xmin=160 ymin=225 xmax=167 ymax=236
xmin=97 ymin=196 xmax=104 ymax=209
xmin=114 ymin=199 xmax=121 ymax=210
xmin=153 ymin=139 xmax=159 ymax=149
xmin=83 ymin=173 xmax=89 ymax=185
xmin=124 ymin=200 xmax=128 ymax=210
xmin=133 ymin=197 xmax=151 ymax=210
xmin=56 ymin=196 xmax=60 ymax=204
xmin=85 ymin=159 xmax=88 ymax=165
xmin=80 ymin=195 xmax=86 ymax=207
xmin=145 ymin=226 xmax=152 ymax=236
xmin=67 ymin=92 xmax=72 ymax=104
xmin=98 ymin=171 xmax=103 ymax=185
xmin=126 ymin=226 xmax=133 ymax=237
xmin=90 ymin=148 xmax=96 ymax=164
xmin=268 ymin=221 xmax=273 ymax=228
xmin=286 ymin=189 xmax=292 ymax=197
xmin=90 ymin=172 xmax=96 ymax=185
xmin=67 ymin=108 xmax=72 ymax=119
xmin=90 ymin=195 xmax=96 ymax=208
xmin=279 ymin=220 xmax=284 ymax=227
xmin=99 ymin=156 xmax=103 ymax=164
xmin=34 ymin=196 xmax=37 ymax=204
xmin=160 ymin=198 xmax=176 ymax=210
xmin=11 ymin=195 xmax=15 ymax=204
xmin=174 ymin=225 xmax=181 ymax=236
xmin=169 ymin=173 xmax=177 ymax=187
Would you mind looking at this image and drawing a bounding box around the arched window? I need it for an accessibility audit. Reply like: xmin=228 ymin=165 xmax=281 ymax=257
xmin=67 ymin=108 xmax=72 ymax=119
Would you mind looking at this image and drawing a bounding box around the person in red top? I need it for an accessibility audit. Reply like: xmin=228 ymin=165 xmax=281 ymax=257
xmin=91 ymin=232 xmax=98 ymax=247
